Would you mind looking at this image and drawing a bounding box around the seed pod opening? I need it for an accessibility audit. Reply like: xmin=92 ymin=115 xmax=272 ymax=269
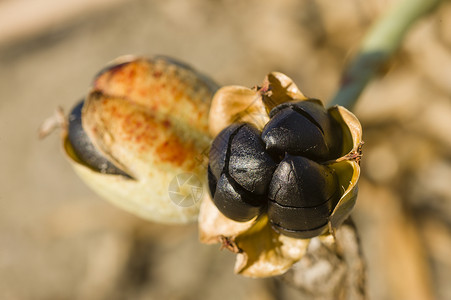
xmin=68 ymin=100 xmax=132 ymax=177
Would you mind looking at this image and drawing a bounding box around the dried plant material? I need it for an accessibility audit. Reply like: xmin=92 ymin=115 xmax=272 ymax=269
xmin=234 ymin=216 xmax=310 ymax=277
xmin=198 ymin=194 xmax=258 ymax=245
xmin=200 ymin=72 xmax=362 ymax=277
xmin=208 ymin=72 xmax=307 ymax=136
xmin=262 ymin=72 xmax=307 ymax=110
xmin=328 ymin=106 xmax=363 ymax=231
xmin=63 ymin=56 xmax=218 ymax=224
xmin=282 ymin=220 xmax=367 ymax=300
xmin=208 ymin=86 xmax=267 ymax=136
xmin=38 ymin=107 xmax=66 ymax=139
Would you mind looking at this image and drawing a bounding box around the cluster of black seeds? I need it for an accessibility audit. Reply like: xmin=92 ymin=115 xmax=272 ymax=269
xmin=208 ymin=100 xmax=343 ymax=239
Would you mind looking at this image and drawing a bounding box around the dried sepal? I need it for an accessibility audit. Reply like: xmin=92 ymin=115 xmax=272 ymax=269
xmin=63 ymin=56 xmax=217 ymax=224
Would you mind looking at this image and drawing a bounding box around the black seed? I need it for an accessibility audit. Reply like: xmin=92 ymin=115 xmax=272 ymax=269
xmin=213 ymin=173 xmax=265 ymax=222
xmin=268 ymin=155 xmax=339 ymax=208
xmin=228 ymin=124 xmax=277 ymax=195
xmin=265 ymin=100 xmax=344 ymax=160
xmin=208 ymin=123 xmax=243 ymax=180
xmin=262 ymin=107 xmax=330 ymax=160
xmin=68 ymin=100 xmax=132 ymax=177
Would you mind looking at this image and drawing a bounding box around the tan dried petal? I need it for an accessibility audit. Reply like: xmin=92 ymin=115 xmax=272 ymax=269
xmin=198 ymin=195 xmax=257 ymax=245
xmin=208 ymin=86 xmax=268 ymax=136
xmin=262 ymin=72 xmax=307 ymax=110
xmin=234 ymin=216 xmax=310 ymax=277
xmin=208 ymin=72 xmax=307 ymax=136
xmin=198 ymin=196 xmax=309 ymax=277
xmin=328 ymin=105 xmax=363 ymax=157
xmin=328 ymin=106 xmax=363 ymax=230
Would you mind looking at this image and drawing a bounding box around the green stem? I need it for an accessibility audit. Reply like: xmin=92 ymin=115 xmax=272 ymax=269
xmin=329 ymin=0 xmax=443 ymax=110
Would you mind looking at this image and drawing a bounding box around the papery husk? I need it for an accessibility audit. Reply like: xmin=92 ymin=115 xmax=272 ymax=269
xmin=199 ymin=193 xmax=257 ymax=246
xmin=200 ymin=72 xmax=362 ymax=277
xmin=63 ymin=56 xmax=217 ymax=224
xmin=328 ymin=106 xmax=363 ymax=231
xmin=208 ymin=72 xmax=307 ymax=136
xmin=208 ymin=86 xmax=268 ymax=136
xmin=233 ymin=215 xmax=310 ymax=277
xmin=199 ymin=195 xmax=309 ymax=277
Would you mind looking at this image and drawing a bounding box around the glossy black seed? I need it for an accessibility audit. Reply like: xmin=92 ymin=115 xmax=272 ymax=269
xmin=263 ymin=100 xmax=343 ymax=161
xmin=68 ymin=100 xmax=131 ymax=177
xmin=268 ymin=200 xmax=332 ymax=232
xmin=208 ymin=123 xmax=243 ymax=180
xmin=213 ymin=173 xmax=265 ymax=222
xmin=262 ymin=108 xmax=330 ymax=160
xmin=228 ymin=124 xmax=277 ymax=195
xmin=269 ymin=155 xmax=339 ymax=208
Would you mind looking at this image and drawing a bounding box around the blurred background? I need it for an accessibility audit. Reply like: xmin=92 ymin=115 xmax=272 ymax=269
xmin=1 ymin=0 xmax=451 ymax=299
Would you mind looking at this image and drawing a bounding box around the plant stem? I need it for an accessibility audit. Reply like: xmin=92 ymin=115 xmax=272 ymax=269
xmin=329 ymin=0 xmax=443 ymax=110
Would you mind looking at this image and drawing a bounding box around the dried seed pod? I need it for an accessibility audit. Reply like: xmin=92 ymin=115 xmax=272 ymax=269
xmin=63 ymin=56 xmax=218 ymax=224
xmin=199 ymin=72 xmax=362 ymax=277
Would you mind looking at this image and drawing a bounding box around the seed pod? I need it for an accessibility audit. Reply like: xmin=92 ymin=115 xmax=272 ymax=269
xmin=262 ymin=100 xmax=342 ymax=161
xmin=268 ymin=155 xmax=339 ymax=238
xmin=63 ymin=56 xmax=218 ymax=224
xmin=198 ymin=72 xmax=362 ymax=277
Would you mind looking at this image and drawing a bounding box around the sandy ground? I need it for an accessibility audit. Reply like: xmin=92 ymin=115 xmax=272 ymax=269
xmin=1 ymin=0 xmax=451 ymax=299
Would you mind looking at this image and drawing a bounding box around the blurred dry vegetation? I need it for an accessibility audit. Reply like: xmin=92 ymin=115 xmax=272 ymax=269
xmin=1 ymin=0 xmax=451 ymax=299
